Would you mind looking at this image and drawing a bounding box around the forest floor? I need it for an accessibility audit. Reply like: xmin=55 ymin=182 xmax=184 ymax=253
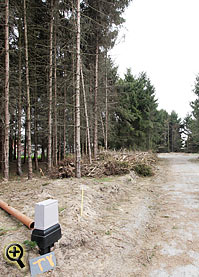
xmin=1 ymin=153 xmax=199 ymax=276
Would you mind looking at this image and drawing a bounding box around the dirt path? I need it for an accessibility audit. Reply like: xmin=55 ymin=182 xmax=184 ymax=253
xmin=145 ymin=153 xmax=199 ymax=277
xmin=1 ymin=153 xmax=199 ymax=276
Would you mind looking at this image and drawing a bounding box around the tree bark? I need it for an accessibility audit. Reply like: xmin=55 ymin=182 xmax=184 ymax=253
xmin=105 ymin=53 xmax=108 ymax=150
xmin=72 ymin=51 xmax=76 ymax=154
xmin=53 ymin=10 xmax=58 ymax=167
xmin=63 ymin=77 xmax=67 ymax=158
xmin=72 ymin=4 xmax=76 ymax=155
xmin=48 ymin=0 xmax=54 ymax=171
xmin=81 ymin=64 xmax=92 ymax=164
xmin=93 ymin=42 xmax=99 ymax=159
xmin=100 ymin=113 xmax=105 ymax=146
xmin=75 ymin=0 xmax=81 ymax=178
xmin=9 ymin=119 xmax=13 ymax=162
xmin=41 ymin=142 xmax=45 ymax=162
xmin=23 ymin=121 xmax=27 ymax=164
xmin=24 ymin=0 xmax=33 ymax=180
xmin=4 ymin=0 xmax=10 ymax=181
xmin=17 ymin=18 xmax=22 ymax=176
xmin=34 ymin=63 xmax=38 ymax=171
xmin=58 ymin=126 xmax=61 ymax=163
xmin=34 ymin=120 xmax=38 ymax=170
xmin=14 ymin=133 xmax=17 ymax=160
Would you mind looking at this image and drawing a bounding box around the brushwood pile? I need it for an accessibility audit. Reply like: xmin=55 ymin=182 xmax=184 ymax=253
xmin=51 ymin=151 xmax=157 ymax=178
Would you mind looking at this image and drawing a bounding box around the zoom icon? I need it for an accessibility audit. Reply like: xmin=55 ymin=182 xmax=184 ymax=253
xmin=5 ymin=243 xmax=26 ymax=269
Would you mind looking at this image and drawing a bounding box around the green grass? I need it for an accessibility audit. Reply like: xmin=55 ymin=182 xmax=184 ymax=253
xmin=132 ymin=163 xmax=154 ymax=177
xmin=58 ymin=207 xmax=66 ymax=213
xmin=23 ymin=240 xmax=37 ymax=249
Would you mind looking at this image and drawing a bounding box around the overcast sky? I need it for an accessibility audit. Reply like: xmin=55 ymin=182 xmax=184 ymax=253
xmin=110 ymin=0 xmax=199 ymax=119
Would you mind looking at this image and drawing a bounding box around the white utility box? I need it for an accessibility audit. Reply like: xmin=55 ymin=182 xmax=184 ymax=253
xmin=34 ymin=199 xmax=59 ymax=230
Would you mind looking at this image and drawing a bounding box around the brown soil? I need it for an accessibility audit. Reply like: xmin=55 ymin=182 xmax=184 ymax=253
xmin=0 ymin=153 xmax=199 ymax=276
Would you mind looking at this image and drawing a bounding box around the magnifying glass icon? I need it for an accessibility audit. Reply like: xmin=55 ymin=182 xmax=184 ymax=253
xmin=6 ymin=243 xmax=25 ymax=268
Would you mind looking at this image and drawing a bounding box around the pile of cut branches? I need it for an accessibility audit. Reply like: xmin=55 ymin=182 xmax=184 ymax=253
xmin=50 ymin=151 xmax=157 ymax=178
xmin=50 ymin=156 xmax=75 ymax=178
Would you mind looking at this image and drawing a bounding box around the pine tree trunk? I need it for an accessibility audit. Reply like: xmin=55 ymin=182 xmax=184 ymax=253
xmin=72 ymin=52 xmax=76 ymax=154
xmin=81 ymin=64 xmax=92 ymax=164
xmin=23 ymin=121 xmax=27 ymax=164
xmin=41 ymin=142 xmax=45 ymax=162
xmin=48 ymin=0 xmax=53 ymax=171
xmin=88 ymin=73 xmax=93 ymax=153
xmin=17 ymin=19 xmax=22 ymax=176
xmin=9 ymin=124 xmax=13 ymax=162
xmin=105 ymin=54 xmax=108 ymax=150
xmin=24 ymin=0 xmax=32 ymax=180
xmin=85 ymin=129 xmax=88 ymax=156
xmin=59 ymin=126 xmax=61 ymax=163
xmin=100 ymin=113 xmax=105 ymax=146
xmin=93 ymin=42 xmax=99 ymax=159
xmin=63 ymin=79 xmax=67 ymax=158
xmin=72 ymin=4 xmax=76 ymax=155
xmin=13 ymin=133 xmax=16 ymax=160
xmin=75 ymin=0 xmax=81 ymax=178
xmin=34 ymin=66 xmax=38 ymax=171
xmin=53 ymin=13 xmax=58 ymax=167
xmin=34 ymin=118 xmax=38 ymax=171
xmin=4 ymin=0 xmax=10 ymax=181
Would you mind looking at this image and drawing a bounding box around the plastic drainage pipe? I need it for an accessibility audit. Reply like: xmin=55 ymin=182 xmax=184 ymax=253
xmin=0 ymin=200 xmax=34 ymax=230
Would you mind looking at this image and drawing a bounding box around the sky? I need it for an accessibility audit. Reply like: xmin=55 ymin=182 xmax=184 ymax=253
xmin=110 ymin=0 xmax=199 ymax=119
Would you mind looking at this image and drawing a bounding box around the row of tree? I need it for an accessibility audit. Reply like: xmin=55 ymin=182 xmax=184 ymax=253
xmin=113 ymin=71 xmax=199 ymax=155
xmin=184 ymin=75 xmax=199 ymax=152
xmin=108 ymin=69 xmax=183 ymax=152
xmin=0 ymin=0 xmax=133 ymax=180
xmin=0 ymin=0 xmax=189 ymax=181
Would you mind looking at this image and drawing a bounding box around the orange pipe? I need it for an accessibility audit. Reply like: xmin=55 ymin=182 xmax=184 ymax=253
xmin=0 ymin=200 xmax=34 ymax=230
